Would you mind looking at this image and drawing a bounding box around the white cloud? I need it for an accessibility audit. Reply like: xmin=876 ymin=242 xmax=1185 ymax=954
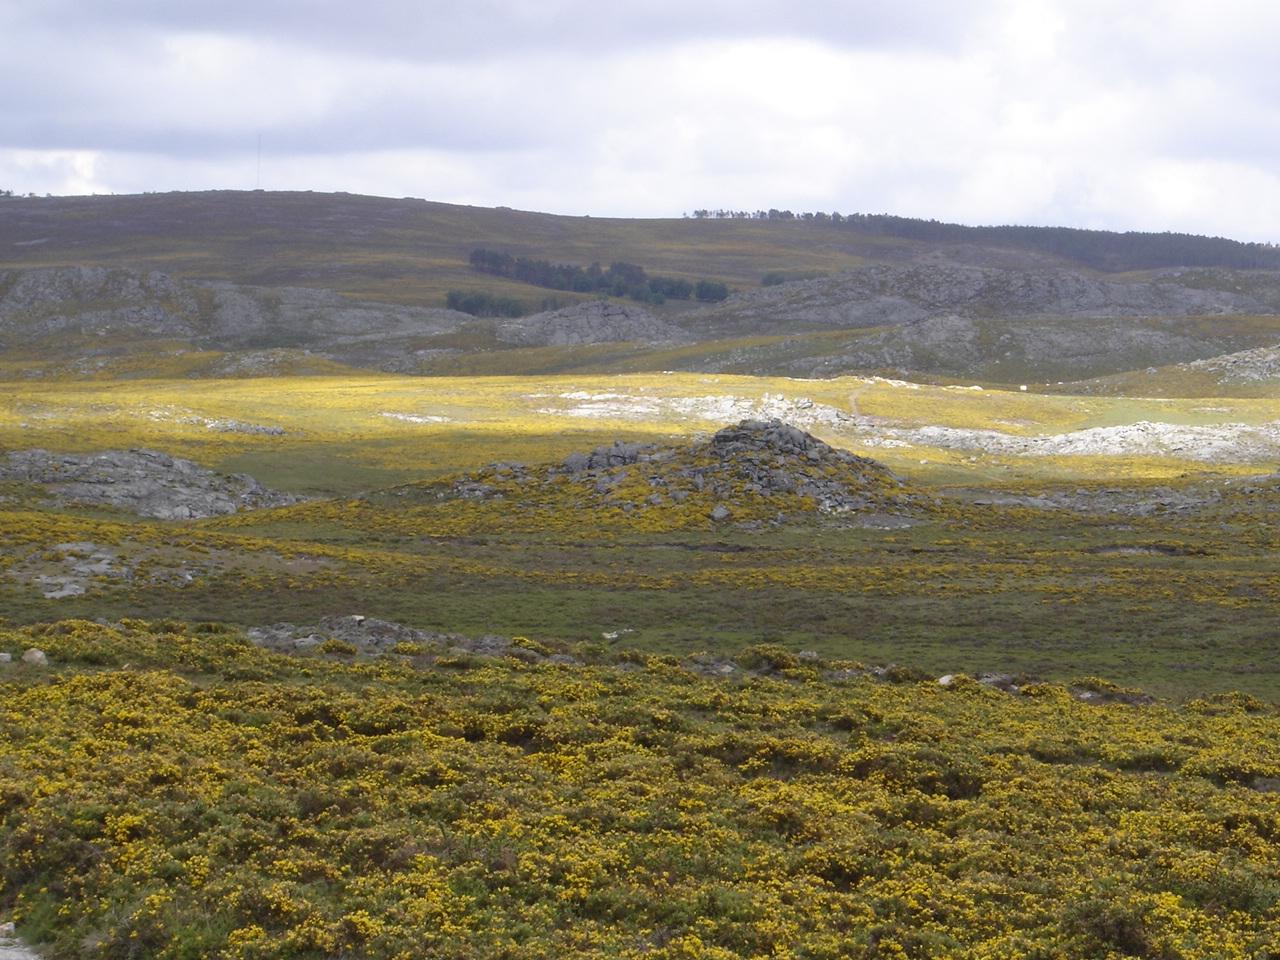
xmin=3 ymin=0 xmax=1280 ymax=242
xmin=0 ymin=150 xmax=109 ymax=196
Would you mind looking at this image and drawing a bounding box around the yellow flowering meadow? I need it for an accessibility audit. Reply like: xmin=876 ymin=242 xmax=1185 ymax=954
xmin=1 ymin=620 xmax=1278 ymax=958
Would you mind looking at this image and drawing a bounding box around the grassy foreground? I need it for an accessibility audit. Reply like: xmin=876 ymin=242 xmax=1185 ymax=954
xmin=2 ymin=370 xmax=1279 ymax=957
xmin=2 ymin=620 xmax=1279 ymax=959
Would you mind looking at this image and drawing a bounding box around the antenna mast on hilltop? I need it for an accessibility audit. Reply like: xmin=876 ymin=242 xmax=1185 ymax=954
xmin=256 ymin=133 xmax=262 ymax=190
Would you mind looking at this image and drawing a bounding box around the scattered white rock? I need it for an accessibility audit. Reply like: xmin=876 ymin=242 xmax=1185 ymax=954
xmin=861 ymin=419 xmax=1280 ymax=464
xmin=0 ymin=924 xmax=40 ymax=960
xmin=536 ymin=391 xmax=858 ymax=431
xmin=36 ymin=576 xmax=87 ymax=599
xmin=147 ymin=408 xmax=284 ymax=434
xmin=21 ymin=648 xmax=47 ymax=666
xmin=380 ymin=412 xmax=451 ymax=424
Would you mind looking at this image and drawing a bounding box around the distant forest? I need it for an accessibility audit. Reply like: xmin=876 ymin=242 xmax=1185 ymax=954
xmin=685 ymin=209 xmax=1280 ymax=272
xmin=469 ymin=249 xmax=729 ymax=304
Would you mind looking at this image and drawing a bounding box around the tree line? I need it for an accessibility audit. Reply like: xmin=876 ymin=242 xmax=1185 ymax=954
xmin=444 ymin=290 xmax=572 ymax=319
xmin=469 ymin=248 xmax=728 ymax=304
xmin=684 ymin=209 xmax=1280 ymax=272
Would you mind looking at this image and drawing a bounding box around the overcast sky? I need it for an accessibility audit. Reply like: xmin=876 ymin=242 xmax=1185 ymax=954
xmin=4 ymin=0 xmax=1279 ymax=241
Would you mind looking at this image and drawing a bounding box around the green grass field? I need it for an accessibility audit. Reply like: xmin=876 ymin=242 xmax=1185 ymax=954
xmin=3 ymin=372 xmax=1278 ymax=700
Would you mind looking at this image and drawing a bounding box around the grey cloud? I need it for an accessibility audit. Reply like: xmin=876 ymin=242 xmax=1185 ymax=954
xmin=4 ymin=0 xmax=1280 ymax=242
xmin=14 ymin=0 xmax=989 ymax=60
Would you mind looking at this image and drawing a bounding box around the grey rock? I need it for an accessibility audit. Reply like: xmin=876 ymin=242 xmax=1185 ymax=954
xmin=468 ymin=635 xmax=514 ymax=657
xmin=0 ymin=266 xmax=468 ymax=372
xmin=547 ymin=653 xmax=584 ymax=666
xmin=0 ymin=448 xmax=299 ymax=519
xmin=977 ymin=673 xmax=1019 ymax=693
xmin=250 ymin=616 xmax=451 ymax=654
xmin=686 ymin=657 xmax=738 ymax=678
xmin=35 ymin=576 xmax=88 ymax=599
xmin=710 ymin=504 xmax=732 ymax=522
xmin=0 ymin=653 xmax=11 ymax=664
xmin=824 ymin=668 xmax=870 ymax=682
xmin=0 ymin=929 xmax=39 ymax=960
xmin=496 ymin=300 xmax=690 ymax=347
xmin=21 ymin=648 xmax=47 ymax=666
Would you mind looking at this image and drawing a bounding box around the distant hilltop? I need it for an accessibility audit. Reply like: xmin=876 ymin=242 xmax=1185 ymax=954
xmin=1 ymin=189 xmax=1277 ymax=279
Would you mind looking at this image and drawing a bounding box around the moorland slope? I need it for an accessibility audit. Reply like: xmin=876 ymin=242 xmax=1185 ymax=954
xmin=5 ymin=192 xmax=1280 ymax=386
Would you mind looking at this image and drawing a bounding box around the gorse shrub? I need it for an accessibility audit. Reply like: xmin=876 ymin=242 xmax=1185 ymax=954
xmin=2 ymin=620 xmax=1279 ymax=958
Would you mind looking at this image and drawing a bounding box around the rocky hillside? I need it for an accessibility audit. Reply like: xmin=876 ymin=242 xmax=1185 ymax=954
xmin=8 ymin=262 xmax=1280 ymax=386
xmin=0 ymin=266 xmax=465 ymax=353
xmin=684 ymin=262 xmax=1280 ymax=338
xmin=495 ymin=300 xmax=689 ymax=346
xmin=705 ymin=313 xmax=1280 ymax=383
xmin=5 ymin=192 xmax=1280 ymax=386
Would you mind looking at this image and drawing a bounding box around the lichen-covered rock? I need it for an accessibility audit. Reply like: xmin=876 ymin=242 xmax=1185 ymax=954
xmin=0 ymin=448 xmax=300 ymax=519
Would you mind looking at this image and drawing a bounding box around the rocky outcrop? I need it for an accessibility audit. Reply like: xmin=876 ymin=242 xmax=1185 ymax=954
xmin=0 ymin=923 xmax=40 ymax=960
xmin=693 ymin=419 xmax=909 ymax=513
xmin=247 ymin=616 xmax=582 ymax=665
xmin=0 ymin=448 xmax=300 ymax=519
xmin=249 ymin=615 xmax=446 ymax=653
xmin=1187 ymin=345 xmax=1280 ymax=384
xmin=556 ymin=419 xmax=912 ymax=512
xmin=451 ymin=419 xmax=925 ymax=522
xmin=496 ymin=300 xmax=690 ymax=346
xmin=0 ymin=266 xmax=204 ymax=341
xmin=0 ymin=266 xmax=467 ymax=355
xmin=8 ymin=256 xmax=1280 ymax=383
xmin=686 ymin=263 xmax=1274 ymax=339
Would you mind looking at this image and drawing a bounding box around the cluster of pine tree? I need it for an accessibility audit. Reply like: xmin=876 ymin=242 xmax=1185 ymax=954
xmin=469 ymin=249 xmax=728 ymax=303
xmin=444 ymin=290 xmax=570 ymax=318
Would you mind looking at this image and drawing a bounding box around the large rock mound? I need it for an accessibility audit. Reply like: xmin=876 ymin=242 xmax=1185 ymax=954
xmin=0 ymin=448 xmax=300 ymax=519
xmin=429 ymin=420 xmax=923 ymax=527
xmin=560 ymin=419 xmax=913 ymax=515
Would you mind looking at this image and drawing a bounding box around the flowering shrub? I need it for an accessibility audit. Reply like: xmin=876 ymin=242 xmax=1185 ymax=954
xmin=2 ymin=620 xmax=1279 ymax=958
